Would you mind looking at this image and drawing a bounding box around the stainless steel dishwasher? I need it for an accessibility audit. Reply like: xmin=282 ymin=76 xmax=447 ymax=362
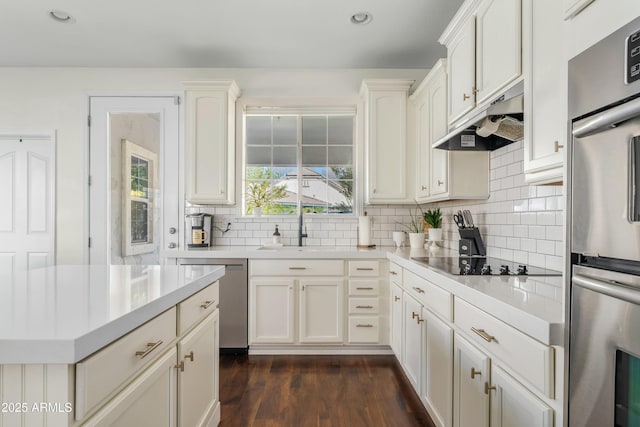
xmin=178 ymin=258 xmax=248 ymax=354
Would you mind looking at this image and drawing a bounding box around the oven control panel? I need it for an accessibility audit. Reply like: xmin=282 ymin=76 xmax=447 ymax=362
xmin=627 ymin=28 xmax=640 ymax=84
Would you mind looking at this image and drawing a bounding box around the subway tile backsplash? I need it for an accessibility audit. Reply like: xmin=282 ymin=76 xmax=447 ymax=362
xmin=187 ymin=141 xmax=564 ymax=270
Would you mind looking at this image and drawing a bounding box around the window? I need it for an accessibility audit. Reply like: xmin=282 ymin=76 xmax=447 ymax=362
xmin=244 ymin=112 xmax=355 ymax=215
xmin=122 ymin=139 xmax=156 ymax=255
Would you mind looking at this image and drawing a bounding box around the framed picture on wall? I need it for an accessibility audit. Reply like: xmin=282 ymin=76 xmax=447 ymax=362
xmin=122 ymin=139 xmax=157 ymax=256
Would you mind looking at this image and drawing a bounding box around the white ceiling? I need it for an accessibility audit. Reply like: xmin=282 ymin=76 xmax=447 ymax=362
xmin=1 ymin=0 xmax=464 ymax=68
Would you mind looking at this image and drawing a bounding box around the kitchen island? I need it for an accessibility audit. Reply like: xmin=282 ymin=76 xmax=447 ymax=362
xmin=0 ymin=264 xmax=224 ymax=427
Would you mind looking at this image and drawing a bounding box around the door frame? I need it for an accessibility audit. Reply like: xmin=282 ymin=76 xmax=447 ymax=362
xmin=0 ymin=130 xmax=57 ymax=267
xmin=84 ymin=92 xmax=184 ymax=264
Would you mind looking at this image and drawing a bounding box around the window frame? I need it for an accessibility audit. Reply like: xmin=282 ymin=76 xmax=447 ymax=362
xmin=242 ymin=105 xmax=359 ymax=217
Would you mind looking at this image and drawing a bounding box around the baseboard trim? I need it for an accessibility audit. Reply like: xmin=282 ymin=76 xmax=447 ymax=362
xmin=248 ymin=345 xmax=393 ymax=355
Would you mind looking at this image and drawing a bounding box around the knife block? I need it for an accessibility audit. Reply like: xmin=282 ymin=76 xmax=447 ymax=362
xmin=458 ymin=228 xmax=486 ymax=256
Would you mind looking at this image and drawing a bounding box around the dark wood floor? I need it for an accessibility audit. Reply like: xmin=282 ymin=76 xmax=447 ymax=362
xmin=219 ymin=354 xmax=435 ymax=427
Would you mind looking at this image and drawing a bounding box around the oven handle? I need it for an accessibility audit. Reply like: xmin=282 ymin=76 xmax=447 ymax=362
xmin=573 ymin=274 xmax=640 ymax=305
xmin=573 ymin=96 xmax=640 ymax=138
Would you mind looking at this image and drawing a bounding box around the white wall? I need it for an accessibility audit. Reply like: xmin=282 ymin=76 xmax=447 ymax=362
xmin=0 ymin=67 xmax=428 ymax=263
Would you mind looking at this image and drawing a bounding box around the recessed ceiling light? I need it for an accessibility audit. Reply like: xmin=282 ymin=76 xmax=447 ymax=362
xmin=49 ymin=10 xmax=75 ymax=23
xmin=350 ymin=12 xmax=372 ymax=25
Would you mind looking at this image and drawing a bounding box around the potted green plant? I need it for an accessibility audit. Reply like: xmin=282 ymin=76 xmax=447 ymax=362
xmin=423 ymin=208 xmax=443 ymax=241
xmin=400 ymin=205 xmax=426 ymax=248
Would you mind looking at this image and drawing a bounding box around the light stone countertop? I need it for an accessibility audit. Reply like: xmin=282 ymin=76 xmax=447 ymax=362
xmin=0 ymin=264 xmax=225 ymax=364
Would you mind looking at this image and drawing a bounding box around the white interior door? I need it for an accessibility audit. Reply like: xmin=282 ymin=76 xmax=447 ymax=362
xmin=89 ymin=96 xmax=180 ymax=265
xmin=0 ymin=132 xmax=56 ymax=272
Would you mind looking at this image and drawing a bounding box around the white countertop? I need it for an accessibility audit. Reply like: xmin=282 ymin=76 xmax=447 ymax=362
xmin=169 ymin=245 xmax=389 ymax=259
xmin=0 ymin=264 xmax=225 ymax=364
xmin=387 ymin=248 xmax=564 ymax=345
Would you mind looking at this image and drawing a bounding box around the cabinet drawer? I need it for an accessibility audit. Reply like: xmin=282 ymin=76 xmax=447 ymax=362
xmin=75 ymin=307 xmax=177 ymax=420
xmin=348 ymin=260 xmax=380 ymax=277
xmin=404 ymin=270 xmax=452 ymax=322
xmin=348 ymin=297 xmax=380 ymax=314
xmin=389 ymin=262 xmax=403 ymax=285
xmin=348 ymin=317 xmax=380 ymax=343
xmin=251 ymin=259 xmax=344 ymax=276
xmin=454 ymin=298 xmax=554 ymax=398
xmin=178 ymin=281 xmax=219 ymax=335
xmin=348 ymin=279 xmax=380 ymax=296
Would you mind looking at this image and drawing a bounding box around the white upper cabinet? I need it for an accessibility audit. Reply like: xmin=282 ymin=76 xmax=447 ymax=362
xmin=410 ymin=60 xmax=490 ymax=203
xmin=475 ymin=0 xmax=522 ymax=106
xmin=522 ymin=0 xmax=565 ymax=185
xmin=440 ymin=0 xmax=523 ymax=128
xmin=361 ymin=79 xmax=414 ymax=204
xmin=184 ymin=80 xmax=240 ymax=205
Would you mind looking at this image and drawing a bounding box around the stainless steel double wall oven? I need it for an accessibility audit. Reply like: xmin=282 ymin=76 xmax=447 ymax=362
xmin=568 ymin=15 xmax=640 ymax=427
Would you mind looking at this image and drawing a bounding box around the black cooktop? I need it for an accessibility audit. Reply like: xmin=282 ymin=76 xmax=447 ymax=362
xmin=410 ymin=256 xmax=561 ymax=276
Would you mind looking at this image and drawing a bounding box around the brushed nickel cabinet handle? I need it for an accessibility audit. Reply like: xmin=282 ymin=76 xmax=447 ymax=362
xmin=463 ymin=93 xmax=470 ymax=101
xmin=200 ymin=300 xmax=215 ymax=309
xmin=184 ymin=351 xmax=194 ymax=362
xmin=175 ymin=361 xmax=185 ymax=372
xmin=471 ymin=327 xmax=495 ymax=342
xmin=135 ymin=340 xmax=163 ymax=359
xmin=412 ymin=311 xmax=419 ymax=319
xmin=356 ymin=287 xmax=374 ymax=290
xmin=421 ymin=185 xmax=427 ymax=190
xmin=390 ymin=271 xmax=398 ymax=276
xmin=356 ymin=267 xmax=374 ymax=271
xmin=394 ymin=296 xmax=400 ymax=302
xmin=437 ymin=180 xmax=444 ymax=186
xmin=412 ymin=286 xmax=425 ymax=294
xmin=471 ymin=368 xmax=482 ymax=379
xmin=554 ymin=140 xmax=564 ymax=152
xmin=356 ymin=324 xmax=374 ymax=328
xmin=289 ymin=267 xmax=307 ymax=270
xmin=485 ymin=382 xmax=497 ymax=395
xmin=356 ymin=305 xmax=374 ymax=309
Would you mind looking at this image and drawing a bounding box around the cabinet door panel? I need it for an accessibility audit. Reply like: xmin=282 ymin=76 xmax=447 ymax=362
xmin=415 ymin=97 xmax=431 ymax=200
xmin=448 ymin=18 xmax=476 ymax=125
xmin=250 ymin=279 xmax=295 ymax=343
xmin=299 ymin=279 xmax=344 ymax=343
xmin=402 ymin=294 xmax=424 ymax=391
xmin=390 ymin=283 xmax=404 ymax=357
xmin=178 ymin=312 xmax=218 ymax=427
xmin=423 ymin=308 xmax=453 ymax=427
xmin=476 ymin=0 xmax=522 ymax=105
xmin=454 ymin=334 xmax=490 ymax=427
xmin=490 ymin=366 xmax=553 ymax=427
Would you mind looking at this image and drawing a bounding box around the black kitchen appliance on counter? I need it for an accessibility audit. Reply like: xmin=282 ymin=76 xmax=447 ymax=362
xmin=410 ymin=256 xmax=561 ymax=277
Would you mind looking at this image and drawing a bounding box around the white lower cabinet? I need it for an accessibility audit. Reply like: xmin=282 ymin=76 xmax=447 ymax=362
xmin=454 ymin=333 xmax=491 ymax=427
xmin=250 ymin=278 xmax=295 ymax=344
xmin=299 ymin=279 xmax=344 ymax=343
xmin=177 ymin=312 xmax=220 ymax=427
xmin=390 ymin=282 xmax=404 ymax=357
xmin=422 ymin=308 xmax=453 ymax=427
xmin=402 ymin=294 xmax=424 ymax=391
xmin=84 ymin=348 xmax=177 ymax=427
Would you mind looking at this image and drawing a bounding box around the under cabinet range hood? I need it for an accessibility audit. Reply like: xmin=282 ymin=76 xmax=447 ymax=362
xmin=434 ymin=80 xmax=524 ymax=151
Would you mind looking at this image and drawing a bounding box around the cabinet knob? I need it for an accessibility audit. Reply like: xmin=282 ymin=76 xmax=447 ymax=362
xmin=421 ymin=185 xmax=427 ymax=191
xmin=437 ymin=180 xmax=444 ymax=186
xmin=169 ymin=227 xmax=177 ymax=234
xmin=394 ymin=296 xmax=400 ymax=302
xmin=373 ymin=188 xmax=377 ymax=194
xmin=168 ymin=242 xmax=177 ymax=249
xmin=485 ymin=382 xmax=497 ymax=395
xmin=554 ymin=141 xmax=564 ymax=152
xmin=471 ymin=368 xmax=482 ymax=379
xmin=220 ymin=189 xmax=224 ymax=194
xmin=463 ymin=93 xmax=470 ymax=101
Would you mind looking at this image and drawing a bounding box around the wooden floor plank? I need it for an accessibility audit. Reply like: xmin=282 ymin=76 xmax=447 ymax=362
xmin=218 ymin=354 xmax=435 ymax=427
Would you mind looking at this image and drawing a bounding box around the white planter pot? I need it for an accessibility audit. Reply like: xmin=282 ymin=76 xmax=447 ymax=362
xmin=408 ymin=232 xmax=425 ymax=249
xmin=428 ymin=228 xmax=443 ymax=241
xmin=253 ymin=206 xmax=262 ymax=217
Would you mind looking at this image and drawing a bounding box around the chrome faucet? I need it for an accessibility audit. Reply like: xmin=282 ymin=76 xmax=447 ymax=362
xmin=298 ymin=203 xmax=308 ymax=246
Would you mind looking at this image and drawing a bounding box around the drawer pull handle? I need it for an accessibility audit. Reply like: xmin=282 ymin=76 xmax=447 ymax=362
xmin=485 ymin=382 xmax=497 ymax=395
xmin=390 ymin=271 xmax=398 ymax=276
xmin=412 ymin=286 xmax=425 ymax=294
xmin=356 ymin=267 xmax=374 ymax=271
xmin=176 ymin=361 xmax=185 ymax=372
xmin=356 ymin=305 xmax=374 ymax=309
xmin=416 ymin=317 xmax=424 ymax=324
xmin=200 ymin=300 xmax=215 ymax=309
xmin=471 ymin=368 xmax=482 ymax=379
xmin=394 ymin=296 xmax=400 ymax=302
xmin=554 ymin=140 xmax=564 ymax=152
xmin=289 ymin=267 xmax=307 ymax=270
xmin=184 ymin=351 xmax=194 ymax=362
xmin=356 ymin=324 xmax=374 ymax=328
xmin=471 ymin=327 xmax=495 ymax=342
xmin=356 ymin=287 xmax=374 ymax=290
xmin=135 ymin=340 xmax=163 ymax=359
